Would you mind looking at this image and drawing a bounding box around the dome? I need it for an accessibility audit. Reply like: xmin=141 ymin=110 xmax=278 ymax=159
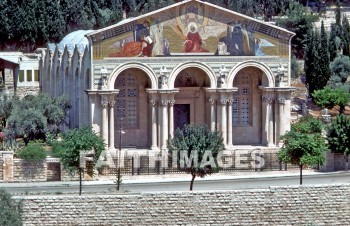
xmin=59 ymin=30 xmax=94 ymax=47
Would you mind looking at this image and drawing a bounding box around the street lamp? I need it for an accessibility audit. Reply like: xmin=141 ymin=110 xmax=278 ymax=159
xmin=117 ymin=117 xmax=125 ymax=191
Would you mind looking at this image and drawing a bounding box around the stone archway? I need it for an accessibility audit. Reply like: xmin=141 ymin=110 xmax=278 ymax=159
xmin=113 ymin=68 xmax=152 ymax=148
xmin=172 ymin=67 xmax=211 ymax=129
xmin=230 ymin=66 xmax=267 ymax=145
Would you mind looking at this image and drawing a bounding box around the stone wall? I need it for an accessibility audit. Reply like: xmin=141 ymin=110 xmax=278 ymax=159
xmin=13 ymin=159 xmax=46 ymax=182
xmin=321 ymin=152 xmax=350 ymax=172
xmin=0 ymin=152 xmax=80 ymax=182
xmin=20 ymin=184 xmax=350 ymax=225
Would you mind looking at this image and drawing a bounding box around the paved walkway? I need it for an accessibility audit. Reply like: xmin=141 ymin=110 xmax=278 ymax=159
xmin=1 ymin=169 xmax=348 ymax=188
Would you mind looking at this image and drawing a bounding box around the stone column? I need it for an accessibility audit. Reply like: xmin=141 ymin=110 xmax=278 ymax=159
xmin=277 ymin=97 xmax=285 ymax=145
xmin=168 ymin=100 xmax=175 ymax=138
xmin=209 ymin=98 xmax=216 ymax=131
xmin=261 ymin=96 xmax=268 ymax=145
xmin=101 ymin=97 xmax=109 ymax=147
xmin=161 ymin=100 xmax=168 ymax=150
xmin=227 ymin=99 xmax=233 ymax=147
xmin=108 ymin=100 xmax=115 ymax=149
xmin=150 ymin=100 xmax=158 ymax=150
xmin=219 ymin=99 xmax=228 ymax=145
xmin=267 ymin=97 xmax=274 ymax=147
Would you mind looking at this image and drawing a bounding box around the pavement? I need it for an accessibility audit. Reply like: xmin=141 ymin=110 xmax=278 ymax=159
xmin=0 ymin=169 xmax=348 ymax=188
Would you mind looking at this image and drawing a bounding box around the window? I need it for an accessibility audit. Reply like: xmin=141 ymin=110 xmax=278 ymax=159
xmin=26 ymin=70 xmax=32 ymax=82
xmin=34 ymin=70 xmax=39 ymax=82
xmin=115 ymin=73 xmax=138 ymax=129
xmin=19 ymin=70 xmax=25 ymax=82
xmin=232 ymin=73 xmax=252 ymax=126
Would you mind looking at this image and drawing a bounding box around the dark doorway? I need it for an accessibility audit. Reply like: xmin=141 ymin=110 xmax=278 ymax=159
xmin=174 ymin=104 xmax=190 ymax=130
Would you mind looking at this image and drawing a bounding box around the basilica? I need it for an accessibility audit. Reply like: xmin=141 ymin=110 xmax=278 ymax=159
xmin=38 ymin=0 xmax=295 ymax=156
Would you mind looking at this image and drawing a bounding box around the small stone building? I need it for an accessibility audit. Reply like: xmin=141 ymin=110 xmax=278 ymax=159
xmin=39 ymin=0 xmax=295 ymax=158
xmin=0 ymin=52 xmax=40 ymax=98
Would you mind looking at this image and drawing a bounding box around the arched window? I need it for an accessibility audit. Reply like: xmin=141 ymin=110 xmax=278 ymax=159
xmin=232 ymin=73 xmax=252 ymax=126
xmin=115 ymin=72 xmax=138 ymax=129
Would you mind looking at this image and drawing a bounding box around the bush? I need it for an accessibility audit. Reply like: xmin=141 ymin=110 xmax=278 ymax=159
xmin=18 ymin=142 xmax=46 ymax=162
xmin=327 ymin=114 xmax=350 ymax=155
xmin=0 ymin=189 xmax=22 ymax=226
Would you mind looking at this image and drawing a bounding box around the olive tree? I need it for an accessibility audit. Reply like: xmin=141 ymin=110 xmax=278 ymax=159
xmin=167 ymin=124 xmax=224 ymax=191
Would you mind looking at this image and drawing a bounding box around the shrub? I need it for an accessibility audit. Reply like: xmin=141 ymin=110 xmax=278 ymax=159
xmin=18 ymin=142 xmax=46 ymax=162
xmin=0 ymin=189 xmax=22 ymax=226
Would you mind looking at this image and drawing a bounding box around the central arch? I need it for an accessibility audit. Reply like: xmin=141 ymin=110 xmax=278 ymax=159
xmin=169 ymin=62 xmax=216 ymax=89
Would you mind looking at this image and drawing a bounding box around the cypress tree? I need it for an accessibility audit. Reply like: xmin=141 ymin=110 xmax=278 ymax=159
xmin=329 ymin=24 xmax=338 ymax=62
xmin=318 ymin=21 xmax=331 ymax=89
xmin=304 ymin=30 xmax=316 ymax=95
xmin=335 ymin=0 xmax=342 ymax=32
xmin=341 ymin=15 xmax=350 ymax=56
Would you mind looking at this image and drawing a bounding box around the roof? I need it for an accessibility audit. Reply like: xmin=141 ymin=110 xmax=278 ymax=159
xmin=86 ymin=0 xmax=295 ymax=44
xmin=59 ymin=30 xmax=94 ymax=47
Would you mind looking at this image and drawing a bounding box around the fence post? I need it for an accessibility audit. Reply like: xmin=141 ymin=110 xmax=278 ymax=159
xmin=131 ymin=157 xmax=134 ymax=175
xmin=279 ymin=160 xmax=282 ymax=171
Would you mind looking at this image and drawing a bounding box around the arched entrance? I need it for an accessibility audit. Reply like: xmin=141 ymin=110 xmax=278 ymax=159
xmin=114 ymin=68 xmax=152 ymax=148
xmin=230 ymin=66 xmax=267 ymax=145
xmin=173 ymin=67 xmax=211 ymax=129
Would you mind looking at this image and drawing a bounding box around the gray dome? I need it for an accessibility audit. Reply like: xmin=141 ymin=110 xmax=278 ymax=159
xmin=59 ymin=30 xmax=94 ymax=47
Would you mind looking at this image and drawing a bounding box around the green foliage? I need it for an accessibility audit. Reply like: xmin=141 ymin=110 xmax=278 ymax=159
xmin=167 ymin=124 xmax=224 ymax=178
xmin=329 ymin=55 xmax=350 ymax=91
xmin=318 ymin=21 xmax=331 ymax=87
xmin=3 ymin=93 xmax=70 ymax=145
xmin=293 ymin=115 xmax=323 ymax=134
xmin=291 ymin=56 xmax=302 ymax=80
xmin=327 ymin=114 xmax=350 ymax=155
xmin=277 ymin=1 xmax=318 ymax=58
xmin=329 ymin=24 xmax=339 ymax=62
xmin=0 ymin=189 xmax=23 ymax=226
xmin=53 ymin=127 xmax=105 ymax=176
xmin=0 ymin=0 xmax=313 ymax=52
xmin=18 ymin=142 xmax=46 ymax=162
xmin=279 ymin=117 xmax=327 ymax=167
xmin=313 ymin=86 xmax=350 ymax=114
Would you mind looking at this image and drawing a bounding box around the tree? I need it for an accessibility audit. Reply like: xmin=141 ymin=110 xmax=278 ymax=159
xmin=327 ymin=114 xmax=350 ymax=157
xmin=329 ymin=55 xmax=350 ymax=91
xmin=317 ymin=21 xmax=331 ymax=89
xmin=279 ymin=116 xmax=328 ymax=185
xmin=329 ymin=24 xmax=339 ymax=62
xmin=4 ymin=94 xmax=70 ymax=145
xmin=291 ymin=55 xmax=302 ymax=80
xmin=313 ymin=86 xmax=350 ymax=114
xmin=52 ymin=127 xmax=105 ymax=195
xmin=277 ymin=1 xmax=318 ymax=58
xmin=341 ymin=15 xmax=350 ymax=56
xmin=0 ymin=189 xmax=22 ymax=226
xmin=167 ymin=124 xmax=224 ymax=191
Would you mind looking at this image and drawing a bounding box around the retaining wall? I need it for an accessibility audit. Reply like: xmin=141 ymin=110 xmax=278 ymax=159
xmin=19 ymin=184 xmax=350 ymax=225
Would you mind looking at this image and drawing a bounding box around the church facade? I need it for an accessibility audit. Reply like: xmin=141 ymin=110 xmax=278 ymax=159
xmin=38 ymin=0 xmax=295 ymax=155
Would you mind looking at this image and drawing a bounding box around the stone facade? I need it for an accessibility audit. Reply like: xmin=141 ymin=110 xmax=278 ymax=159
xmin=39 ymin=0 xmax=295 ymax=167
xmin=20 ymin=184 xmax=350 ymax=225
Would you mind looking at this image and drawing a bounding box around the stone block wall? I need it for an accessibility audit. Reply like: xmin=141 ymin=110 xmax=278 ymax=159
xmin=20 ymin=184 xmax=350 ymax=225
xmin=321 ymin=152 xmax=350 ymax=171
xmin=0 ymin=154 xmax=80 ymax=182
xmin=13 ymin=159 xmax=46 ymax=182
